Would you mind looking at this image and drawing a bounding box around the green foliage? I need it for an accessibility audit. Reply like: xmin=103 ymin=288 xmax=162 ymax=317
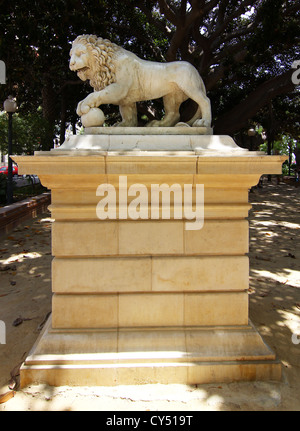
xmin=259 ymin=135 xmax=290 ymax=155
xmin=0 ymin=0 xmax=299 ymax=145
xmin=0 ymin=110 xmax=48 ymax=154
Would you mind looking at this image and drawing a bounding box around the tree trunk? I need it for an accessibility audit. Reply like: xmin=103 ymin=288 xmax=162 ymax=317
xmin=213 ymin=70 xmax=295 ymax=135
xmin=60 ymin=88 xmax=67 ymax=145
xmin=72 ymin=120 xmax=77 ymax=135
xmin=41 ymin=76 xmax=57 ymax=151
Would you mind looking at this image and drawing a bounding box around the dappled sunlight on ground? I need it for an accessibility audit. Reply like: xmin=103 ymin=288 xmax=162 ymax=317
xmin=1 ymin=180 xmax=300 ymax=410
xmin=0 ymin=213 xmax=53 ymax=398
xmin=0 ymin=252 xmax=43 ymax=265
xmin=0 ymin=381 xmax=285 ymax=411
xmin=248 ymin=180 xmax=300 ymax=400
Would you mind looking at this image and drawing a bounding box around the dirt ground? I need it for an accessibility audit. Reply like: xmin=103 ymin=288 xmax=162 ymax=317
xmin=0 ymin=179 xmax=299 ymax=411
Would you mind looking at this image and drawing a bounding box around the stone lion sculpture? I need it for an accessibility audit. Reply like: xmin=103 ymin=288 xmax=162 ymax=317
xmin=69 ymin=34 xmax=211 ymax=128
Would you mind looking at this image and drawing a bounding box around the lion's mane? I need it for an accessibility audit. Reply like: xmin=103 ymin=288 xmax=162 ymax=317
xmin=72 ymin=34 xmax=121 ymax=91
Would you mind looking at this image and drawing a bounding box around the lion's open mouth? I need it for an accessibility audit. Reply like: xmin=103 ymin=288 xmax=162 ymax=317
xmin=76 ymin=66 xmax=89 ymax=73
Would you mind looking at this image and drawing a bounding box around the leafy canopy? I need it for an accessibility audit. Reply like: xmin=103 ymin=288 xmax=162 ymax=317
xmin=0 ymin=0 xmax=298 ymax=151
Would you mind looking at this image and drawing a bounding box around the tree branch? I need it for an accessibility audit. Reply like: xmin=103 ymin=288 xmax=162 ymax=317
xmin=110 ymin=22 xmax=166 ymax=60
xmin=211 ymin=0 xmax=253 ymax=43
xmin=212 ymin=41 xmax=248 ymax=64
xmin=203 ymin=0 xmax=221 ymax=15
xmin=166 ymin=0 xmax=206 ymax=61
xmin=135 ymin=1 xmax=170 ymax=36
xmin=157 ymin=0 xmax=178 ymax=25
xmin=180 ymin=0 xmax=187 ymax=26
xmin=221 ymin=21 xmax=256 ymax=44
xmin=214 ymin=0 xmax=230 ymax=29
xmin=214 ymin=69 xmax=296 ymax=135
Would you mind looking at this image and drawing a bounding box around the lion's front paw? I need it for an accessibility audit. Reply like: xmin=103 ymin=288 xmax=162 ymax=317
xmin=77 ymin=93 xmax=100 ymax=116
xmin=77 ymin=101 xmax=91 ymax=116
xmin=81 ymin=103 xmax=91 ymax=115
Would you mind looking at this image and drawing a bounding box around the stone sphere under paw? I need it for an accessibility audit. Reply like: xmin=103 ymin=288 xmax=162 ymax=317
xmin=81 ymin=108 xmax=105 ymax=127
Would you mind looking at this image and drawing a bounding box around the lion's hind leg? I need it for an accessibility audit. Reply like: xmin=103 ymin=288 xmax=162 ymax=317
xmin=190 ymin=93 xmax=211 ymax=128
xmin=185 ymin=93 xmax=211 ymax=128
xmin=176 ymin=70 xmax=212 ymax=128
xmin=148 ymin=92 xmax=185 ymax=127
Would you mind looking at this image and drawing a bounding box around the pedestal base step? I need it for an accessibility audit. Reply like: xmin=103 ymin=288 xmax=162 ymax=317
xmin=20 ymin=317 xmax=281 ymax=387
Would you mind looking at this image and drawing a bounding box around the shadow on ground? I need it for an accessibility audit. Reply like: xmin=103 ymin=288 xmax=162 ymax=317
xmin=0 ymin=180 xmax=300 ymax=411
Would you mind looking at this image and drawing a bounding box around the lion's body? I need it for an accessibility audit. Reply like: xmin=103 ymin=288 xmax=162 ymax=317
xmin=114 ymin=51 xmax=205 ymax=103
xmin=70 ymin=35 xmax=211 ymax=128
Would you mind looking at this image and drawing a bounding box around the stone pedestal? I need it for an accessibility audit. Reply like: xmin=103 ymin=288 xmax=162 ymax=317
xmin=13 ymin=132 xmax=286 ymax=387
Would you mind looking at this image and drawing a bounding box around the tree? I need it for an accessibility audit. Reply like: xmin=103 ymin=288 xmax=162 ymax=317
xmin=0 ymin=110 xmax=48 ymax=154
xmin=0 ymin=0 xmax=299 ymax=151
xmin=142 ymin=0 xmax=299 ymax=135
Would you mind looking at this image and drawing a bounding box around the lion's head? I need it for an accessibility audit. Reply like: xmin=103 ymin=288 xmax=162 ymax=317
xmin=69 ymin=35 xmax=120 ymax=91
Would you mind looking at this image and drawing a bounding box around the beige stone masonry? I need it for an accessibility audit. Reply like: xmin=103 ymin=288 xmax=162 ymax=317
xmin=151 ymin=256 xmax=248 ymax=292
xmin=13 ymin=135 xmax=286 ymax=387
xmin=52 ymin=219 xmax=248 ymax=257
xmin=52 ymin=257 xmax=152 ymax=293
xmin=52 ymin=255 xmax=248 ymax=294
